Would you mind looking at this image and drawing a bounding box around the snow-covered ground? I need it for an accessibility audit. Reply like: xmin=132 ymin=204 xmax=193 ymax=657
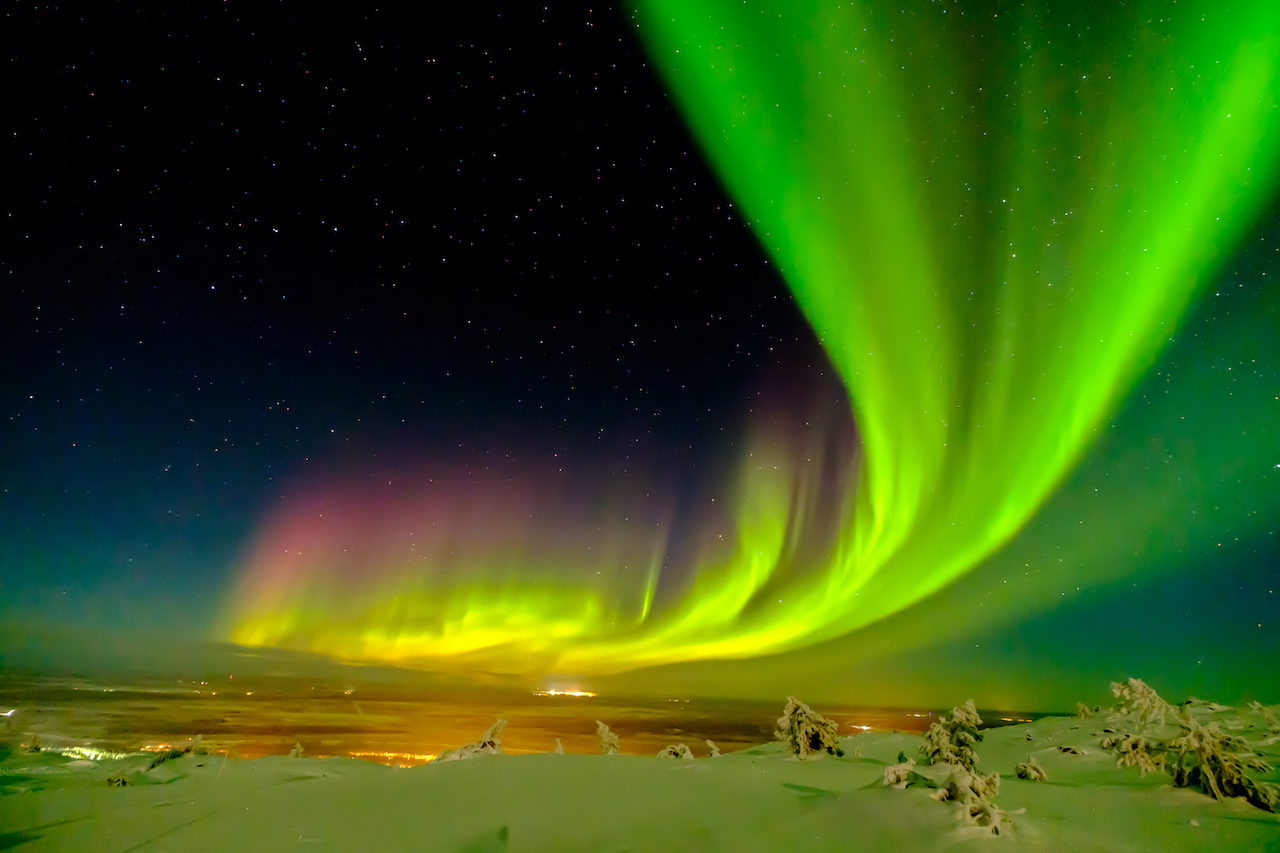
xmin=2 ymin=697 xmax=1277 ymax=852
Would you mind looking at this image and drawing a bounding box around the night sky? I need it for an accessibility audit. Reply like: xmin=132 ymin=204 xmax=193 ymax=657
xmin=3 ymin=0 xmax=1277 ymax=711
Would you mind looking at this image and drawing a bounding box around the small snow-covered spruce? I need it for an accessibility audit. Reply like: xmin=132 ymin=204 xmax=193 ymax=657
xmin=883 ymin=756 xmax=922 ymax=788
xmin=1164 ymin=716 xmax=1278 ymax=813
xmin=553 ymin=738 xmax=565 ymax=755
xmin=1015 ymin=756 xmax=1046 ymax=781
xmin=1248 ymin=700 xmax=1280 ymax=733
xmin=596 ymin=720 xmax=620 ymax=755
xmin=435 ymin=719 xmax=507 ymax=762
xmin=288 ymin=741 xmax=304 ymax=759
xmin=656 ymin=743 xmax=695 ymax=760
xmin=706 ymin=739 xmax=721 ymax=758
xmin=1110 ymin=677 xmax=1173 ymax=733
xmin=930 ymin=766 xmax=1009 ymax=835
xmin=774 ymin=696 xmax=844 ymax=760
xmin=919 ymin=699 xmax=983 ymax=772
xmin=1076 ymin=703 xmax=1096 ymax=719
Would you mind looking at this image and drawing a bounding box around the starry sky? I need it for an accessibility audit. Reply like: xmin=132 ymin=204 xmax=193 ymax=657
xmin=3 ymin=0 xmax=1277 ymax=711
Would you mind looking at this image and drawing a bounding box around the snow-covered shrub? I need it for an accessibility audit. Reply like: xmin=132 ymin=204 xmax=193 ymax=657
xmin=25 ymin=734 xmax=42 ymax=754
xmin=288 ymin=741 xmax=304 ymax=759
xmin=1103 ymin=733 xmax=1165 ymax=776
xmin=596 ymin=720 xmax=620 ymax=755
xmin=1110 ymin=678 xmax=1173 ymax=733
xmin=1165 ymin=716 xmax=1278 ymax=812
xmin=930 ymin=766 xmax=1009 ymax=834
xmin=919 ymin=699 xmax=983 ymax=771
xmin=1015 ymin=756 xmax=1046 ymax=781
xmin=932 ymin=767 xmax=1000 ymax=802
xmin=553 ymin=738 xmax=564 ymax=755
xmin=775 ymin=696 xmax=844 ymax=759
xmin=706 ymin=739 xmax=721 ymax=758
xmin=1248 ymin=701 xmax=1280 ymax=733
xmin=435 ymin=719 xmax=506 ymax=762
xmin=961 ymin=799 xmax=1012 ymax=836
xmin=1076 ymin=703 xmax=1096 ymax=719
xmin=656 ymin=743 xmax=694 ymax=760
xmin=1102 ymin=698 xmax=1279 ymax=813
xmin=883 ymin=756 xmax=918 ymax=787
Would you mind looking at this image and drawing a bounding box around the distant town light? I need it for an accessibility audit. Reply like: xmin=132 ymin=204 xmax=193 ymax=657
xmin=532 ymin=689 xmax=596 ymax=698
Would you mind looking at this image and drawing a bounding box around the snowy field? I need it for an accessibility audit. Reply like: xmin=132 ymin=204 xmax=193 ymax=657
xmin=1 ymin=685 xmax=1277 ymax=852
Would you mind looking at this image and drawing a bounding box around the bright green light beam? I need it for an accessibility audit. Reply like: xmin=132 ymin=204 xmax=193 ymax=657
xmin=619 ymin=0 xmax=1280 ymax=651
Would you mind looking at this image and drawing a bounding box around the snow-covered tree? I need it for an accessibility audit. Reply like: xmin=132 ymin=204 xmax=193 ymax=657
xmin=774 ymin=696 xmax=844 ymax=759
xmin=1100 ymin=689 xmax=1279 ymax=813
xmin=435 ymin=719 xmax=507 ymax=762
xmin=596 ymin=720 xmax=620 ymax=755
xmin=656 ymin=743 xmax=694 ymax=760
xmin=1165 ymin=716 xmax=1278 ymax=812
xmin=920 ymin=699 xmax=983 ymax=771
xmin=930 ymin=766 xmax=1009 ymax=835
xmin=705 ymin=739 xmax=721 ymax=758
xmin=1110 ymin=677 xmax=1173 ymax=733
xmin=1102 ymin=733 xmax=1165 ymax=776
xmin=883 ymin=756 xmax=921 ymax=787
xmin=1015 ymin=756 xmax=1046 ymax=781
xmin=288 ymin=741 xmax=304 ymax=759
xmin=553 ymin=738 xmax=565 ymax=755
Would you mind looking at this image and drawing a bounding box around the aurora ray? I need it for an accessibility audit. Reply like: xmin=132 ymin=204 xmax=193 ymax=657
xmin=221 ymin=0 xmax=1280 ymax=674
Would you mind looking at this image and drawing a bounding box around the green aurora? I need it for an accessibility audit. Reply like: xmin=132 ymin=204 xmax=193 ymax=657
xmin=222 ymin=0 xmax=1280 ymax=682
xmin=627 ymin=1 xmax=1280 ymax=637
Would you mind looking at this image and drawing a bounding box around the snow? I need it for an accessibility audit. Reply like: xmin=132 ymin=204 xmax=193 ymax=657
xmin=3 ymin=708 xmax=1278 ymax=852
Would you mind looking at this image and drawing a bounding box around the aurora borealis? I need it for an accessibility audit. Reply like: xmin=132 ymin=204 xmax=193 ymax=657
xmin=217 ymin=1 xmax=1280 ymax=682
xmin=4 ymin=1 xmax=1278 ymax=709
